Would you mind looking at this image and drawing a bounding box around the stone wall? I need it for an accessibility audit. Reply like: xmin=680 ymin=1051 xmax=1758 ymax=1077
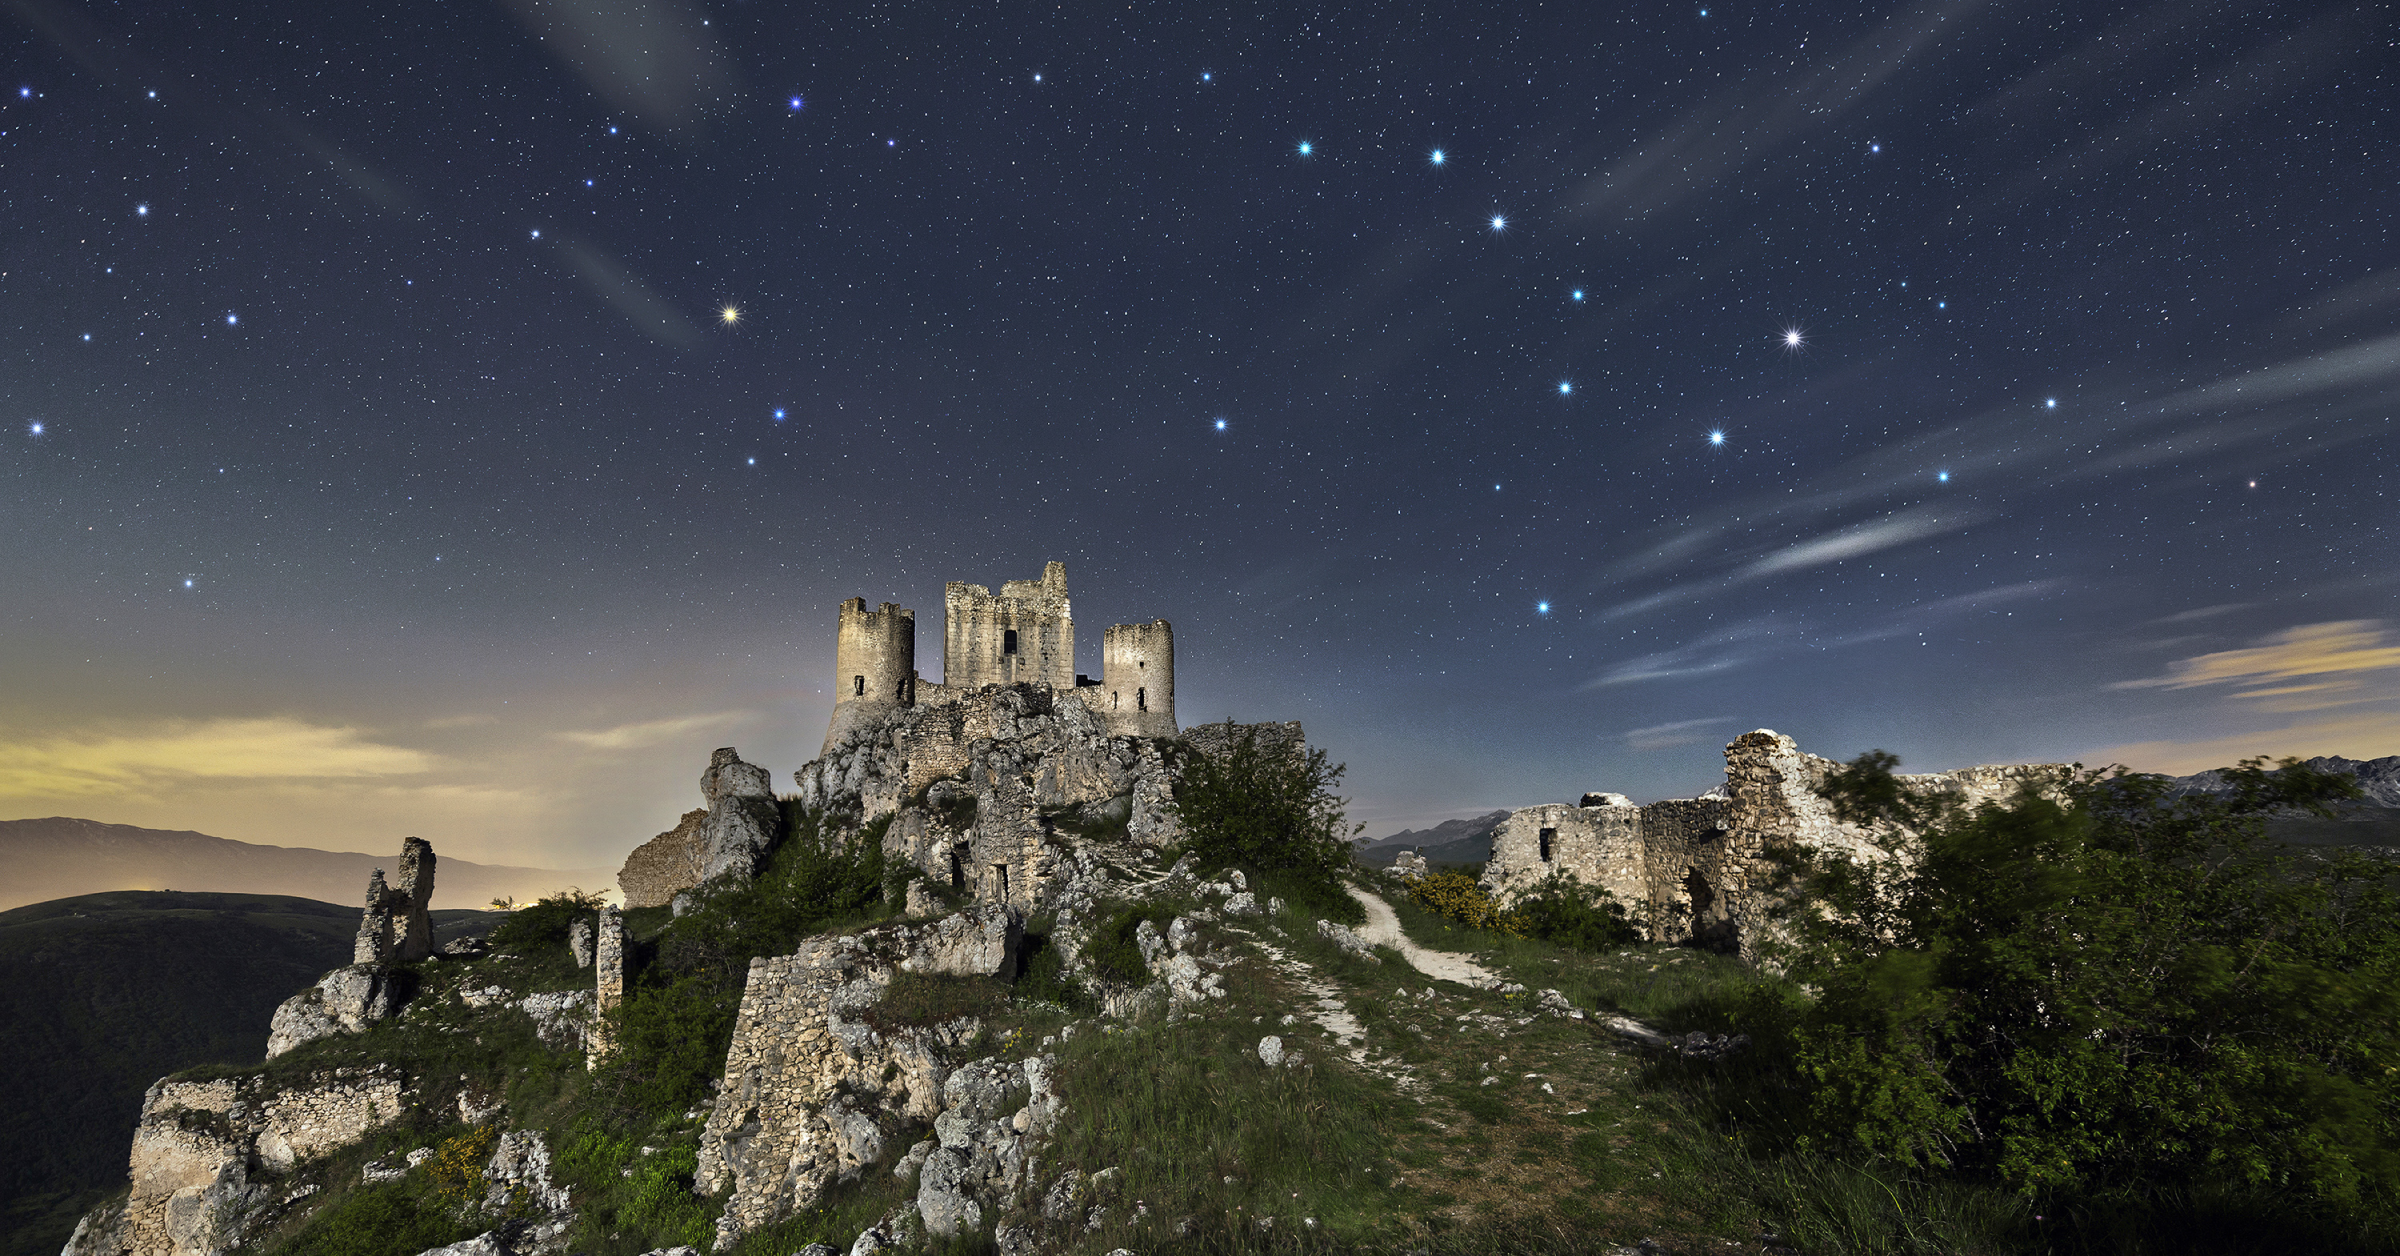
xmin=96 ymin=1067 xmax=405 ymax=1256
xmin=944 ymin=562 xmax=1074 ymax=691
xmin=589 ymin=904 xmax=624 ymax=1069
xmin=392 ymin=838 xmax=437 ymax=963
xmin=695 ymin=906 xmax=1020 ymax=1246
xmin=1481 ymin=730 xmax=2064 ymax=961
xmin=1180 ymin=719 xmax=1307 ymax=762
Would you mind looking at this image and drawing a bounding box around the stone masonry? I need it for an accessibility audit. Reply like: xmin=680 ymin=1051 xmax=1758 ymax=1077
xmin=1481 ymin=730 xmax=2067 ymax=961
xmin=69 ymin=1068 xmax=406 ymax=1256
xmin=694 ymin=905 xmax=1021 ymax=1246
xmin=588 ymin=904 xmax=624 ymax=1070
xmin=392 ymin=837 xmax=437 ymax=963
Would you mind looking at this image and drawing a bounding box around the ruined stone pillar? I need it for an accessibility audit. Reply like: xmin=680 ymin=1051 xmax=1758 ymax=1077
xmin=589 ymin=905 xmax=624 ymax=1069
xmin=391 ymin=837 xmax=438 ymax=962
xmin=352 ymin=868 xmax=396 ymax=964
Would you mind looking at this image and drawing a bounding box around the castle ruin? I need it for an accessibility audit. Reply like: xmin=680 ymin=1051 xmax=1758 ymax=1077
xmin=1476 ymin=730 xmax=2066 ymax=962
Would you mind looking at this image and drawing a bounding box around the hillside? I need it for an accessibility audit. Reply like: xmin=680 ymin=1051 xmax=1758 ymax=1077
xmin=0 ymin=818 xmax=618 ymax=913
xmin=0 ymin=892 xmax=498 ymax=1256
xmin=1354 ymin=810 xmax=1509 ymax=868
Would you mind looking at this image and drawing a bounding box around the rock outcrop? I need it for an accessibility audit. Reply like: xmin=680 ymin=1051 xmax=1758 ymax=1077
xmin=614 ymin=748 xmax=785 ymax=907
xmin=616 ymin=808 xmax=707 ymax=908
xmin=392 ymin=837 xmax=437 ymax=962
xmin=695 ymin=905 xmax=1024 ymax=1247
xmin=265 ymin=963 xmax=404 ymax=1058
xmin=64 ymin=1068 xmax=406 ymax=1256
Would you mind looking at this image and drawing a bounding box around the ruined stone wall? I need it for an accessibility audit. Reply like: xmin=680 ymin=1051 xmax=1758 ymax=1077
xmin=943 ymin=562 xmax=1074 ymax=691
xmin=1481 ymin=730 xmax=2065 ymax=961
xmin=1180 ymin=719 xmax=1306 ymax=761
xmin=835 ymin=598 xmax=918 ymax=711
xmin=1482 ymin=800 xmax=1647 ymax=908
xmin=115 ymin=1068 xmax=405 ymax=1256
xmin=392 ymin=837 xmax=437 ymax=963
xmin=1097 ymin=620 xmax=1175 ymax=739
xmin=695 ymin=908 xmax=1019 ymax=1245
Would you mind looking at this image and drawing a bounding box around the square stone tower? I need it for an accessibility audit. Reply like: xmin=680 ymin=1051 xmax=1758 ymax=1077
xmin=943 ymin=561 xmax=1073 ymax=690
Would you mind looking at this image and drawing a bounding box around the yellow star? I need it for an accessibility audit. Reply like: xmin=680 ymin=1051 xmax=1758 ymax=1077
xmin=720 ymin=305 xmax=742 ymax=327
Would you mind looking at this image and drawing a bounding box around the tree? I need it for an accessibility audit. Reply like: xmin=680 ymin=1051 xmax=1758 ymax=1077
xmin=1169 ymin=727 xmax=1358 ymax=891
xmin=1776 ymin=753 xmax=2399 ymax=1221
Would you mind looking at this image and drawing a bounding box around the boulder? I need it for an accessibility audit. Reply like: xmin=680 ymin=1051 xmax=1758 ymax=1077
xmin=266 ymin=964 xmax=401 ymax=1058
xmin=618 ymin=808 xmax=708 ymax=909
xmin=699 ymin=748 xmax=785 ymax=883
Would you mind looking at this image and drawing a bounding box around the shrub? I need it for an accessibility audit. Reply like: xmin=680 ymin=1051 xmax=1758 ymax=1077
xmin=1170 ymin=727 xmax=1359 ymax=902
xmin=1087 ymin=902 xmax=1180 ymax=986
xmin=1781 ymin=751 xmax=2400 ymax=1225
xmin=1407 ymin=871 xmax=1520 ymax=935
xmin=486 ymin=888 xmax=607 ymax=955
xmin=864 ymin=973 xmax=1009 ymax=1031
xmin=1014 ymin=924 xmax=1096 ymax=1012
xmin=1509 ymin=872 xmax=1639 ymax=952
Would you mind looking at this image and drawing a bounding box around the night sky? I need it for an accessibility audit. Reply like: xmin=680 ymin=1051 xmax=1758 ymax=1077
xmin=4 ymin=0 xmax=2395 ymax=871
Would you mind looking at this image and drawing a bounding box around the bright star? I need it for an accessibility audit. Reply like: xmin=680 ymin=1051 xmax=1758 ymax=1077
xmin=225 ymin=313 xmax=237 ymax=326
xmin=720 ymin=305 xmax=742 ymax=327
xmin=1493 ymin=483 xmax=1502 ymax=491
xmin=1558 ymin=381 xmax=1572 ymax=395
xmin=1781 ymin=328 xmax=1804 ymax=349
xmin=136 ymin=204 xmax=148 ymax=216
xmin=1489 ymin=215 xmax=1507 ymax=231
xmin=1537 ymin=601 xmax=1550 ymax=614
xmin=789 ymin=95 xmax=805 ymax=109
xmin=1708 ymin=430 xmax=1726 ymax=447
xmin=746 ymin=457 xmax=756 ymax=466
xmin=1429 ymin=149 xmax=1445 ymax=165
xmin=584 ymin=178 xmax=593 ymax=186
xmin=1937 ymin=471 xmax=1950 ymax=483
xmin=81 ymin=333 xmax=90 ymax=341
xmin=182 ymin=578 xmax=194 ymax=588
xmin=28 ymin=422 xmax=41 ymax=435
xmin=530 ymin=229 xmax=541 ymax=239
xmin=1869 ymin=143 xmax=1881 ymax=154
xmin=773 ymin=408 xmax=786 ymax=420
xmin=1201 ymin=71 xmax=1211 ymax=81
xmin=2046 ymin=398 xmax=2057 ymax=409
xmin=1213 ymin=418 xmax=1227 ymax=431
xmin=1571 ymin=289 xmax=1584 ymax=301
xmin=1937 ymin=301 xmax=1946 ymax=309
xmin=147 ymin=90 xmax=157 ymax=99
xmin=16 ymin=87 xmax=28 ymax=99
xmin=1297 ymin=141 xmax=1312 ymax=156
xmin=886 ymin=138 xmax=896 ymax=147
xmin=1032 ymin=75 xmax=1041 ymax=83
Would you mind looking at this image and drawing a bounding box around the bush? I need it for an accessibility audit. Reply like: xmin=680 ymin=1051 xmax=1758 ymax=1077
xmin=1170 ymin=727 xmax=1359 ymax=902
xmin=1780 ymin=751 xmax=2400 ymax=1227
xmin=1087 ymin=902 xmax=1180 ymax=986
xmin=1407 ymin=871 xmax=1519 ymax=934
xmin=1014 ymin=925 xmax=1096 ymax=1013
xmin=486 ymin=888 xmax=608 ymax=955
xmin=1509 ymin=872 xmax=1640 ymax=952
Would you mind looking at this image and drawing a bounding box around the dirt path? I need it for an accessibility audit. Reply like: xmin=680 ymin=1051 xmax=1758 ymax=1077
xmin=1345 ymin=885 xmax=1496 ymax=987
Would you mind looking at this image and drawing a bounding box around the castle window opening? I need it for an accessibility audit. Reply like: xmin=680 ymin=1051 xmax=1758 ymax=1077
xmin=992 ymin=863 xmax=1009 ymax=900
xmin=1111 ymin=691 xmax=1119 ymax=709
xmin=1003 ymin=629 xmax=1018 ymax=655
xmin=1136 ymin=687 xmax=1147 ymax=711
xmin=854 ymin=675 xmax=865 ymax=696
xmin=1539 ymin=827 xmax=1555 ymax=862
xmin=949 ymin=847 xmax=966 ymax=892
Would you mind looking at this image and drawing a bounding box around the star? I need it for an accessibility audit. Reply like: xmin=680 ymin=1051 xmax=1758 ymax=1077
xmin=182 ymin=578 xmax=194 ymax=589
xmin=225 ymin=313 xmax=238 ymax=326
xmin=1297 ymin=141 xmax=1312 ymax=156
xmin=1938 ymin=471 xmax=1950 ymax=483
xmin=1781 ymin=328 xmax=1804 ymax=349
xmin=1536 ymin=601 xmax=1550 ymax=614
xmin=27 ymin=422 xmax=41 ymax=435
xmin=789 ymin=95 xmax=805 ymax=109
xmin=1489 ymin=214 xmax=1507 ymax=231
xmin=15 ymin=87 xmax=28 ymax=99
xmin=1031 ymin=75 xmax=1041 ymax=83
xmin=81 ymin=333 xmax=90 ymax=342
xmin=720 ymin=305 xmax=742 ymax=327
xmin=1869 ymin=143 xmax=1881 ymax=154
xmin=1571 ymin=289 xmax=1584 ymax=301
xmin=1213 ymin=418 xmax=1227 ymax=431
xmin=746 ymin=457 xmax=756 ymax=466
xmin=136 ymin=204 xmax=148 ymax=217
xmin=2045 ymin=398 xmax=2057 ymax=409
xmin=530 ymin=229 xmax=542 ymax=239
xmin=773 ymin=408 xmax=786 ymax=420
xmin=1200 ymin=72 xmax=1211 ymax=82
xmin=1709 ymin=430 xmax=1726 ymax=447
xmin=1429 ymin=149 xmax=1445 ymax=165
xmin=1557 ymin=381 xmax=1572 ymax=395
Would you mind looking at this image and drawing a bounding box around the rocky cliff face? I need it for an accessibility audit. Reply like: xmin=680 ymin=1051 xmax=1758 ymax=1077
xmin=611 ymin=748 xmax=785 ymax=910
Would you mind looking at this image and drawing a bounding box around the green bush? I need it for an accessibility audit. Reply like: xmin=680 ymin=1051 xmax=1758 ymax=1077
xmin=1170 ymin=728 xmax=1360 ymax=906
xmin=1014 ymin=926 xmax=1096 ymax=1012
xmin=1087 ymin=902 xmax=1180 ymax=986
xmin=486 ymin=888 xmax=608 ymax=955
xmin=1508 ymin=872 xmax=1639 ymax=952
xmin=261 ymin=1176 xmax=479 ymax=1256
xmin=1779 ymin=751 xmax=2400 ymax=1228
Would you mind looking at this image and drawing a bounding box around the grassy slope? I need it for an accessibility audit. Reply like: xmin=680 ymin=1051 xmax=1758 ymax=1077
xmin=0 ymin=891 xmax=495 ymax=1256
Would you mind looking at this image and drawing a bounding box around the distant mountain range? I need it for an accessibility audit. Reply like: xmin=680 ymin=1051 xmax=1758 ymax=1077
xmin=0 ymin=817 xmax=618 ymax=913
xmin=1354 ymin=810 xmax=1511 ymax=868
xmin=2165 ymin=754 xmax=2400 ymax=808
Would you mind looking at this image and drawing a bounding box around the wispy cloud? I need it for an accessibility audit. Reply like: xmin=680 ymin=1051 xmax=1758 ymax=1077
xmin=2087 ymin=710 xmax=2400 ymax=778
xmin=1739 ymin=507 xmax=1986 ymax=579
xmin=1624 ymin=717 xmax=1735 ymax=752
xmin=554 ymin=711 xmax=750 ymax=751
xmin=2111 ymin=621 xmax=2400 ymax=712
xmin=0 ymin=718 xmax=437 ymax=797
xmin=1588 ymin=619 xmax=1794 ymax=688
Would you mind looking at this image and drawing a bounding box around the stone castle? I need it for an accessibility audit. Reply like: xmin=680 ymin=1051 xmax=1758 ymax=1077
xmin=825 ymin=560 xmax=1176 ymax=752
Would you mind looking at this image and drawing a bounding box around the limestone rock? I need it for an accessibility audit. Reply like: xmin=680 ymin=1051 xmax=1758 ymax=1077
xmin=416 ymin=1235 xmax=509 ymax=1256
xmin=568 ymin=918 xmax=594 ymax=968
xmin=617 ymin=808 xmax=707 ymax=909
xmin=1315 ymin=919 xmax=1380 ymax=964
xmin=697 ymin=748 xmax=785 ymax=883
xmin=1257 ymin=1035 xmax=1285 ymax=1068
xmin=353 ymin=868 xmax=397 ymax=964
xmin=266 ymin=963 xmax=401 ymax=1058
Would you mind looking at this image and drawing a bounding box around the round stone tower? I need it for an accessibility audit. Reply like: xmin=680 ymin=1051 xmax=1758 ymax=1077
xmin=1101 ymin=619 xmax=1175 ymax=738
xmin=835 ymin=598 xmax=916 ymax=710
